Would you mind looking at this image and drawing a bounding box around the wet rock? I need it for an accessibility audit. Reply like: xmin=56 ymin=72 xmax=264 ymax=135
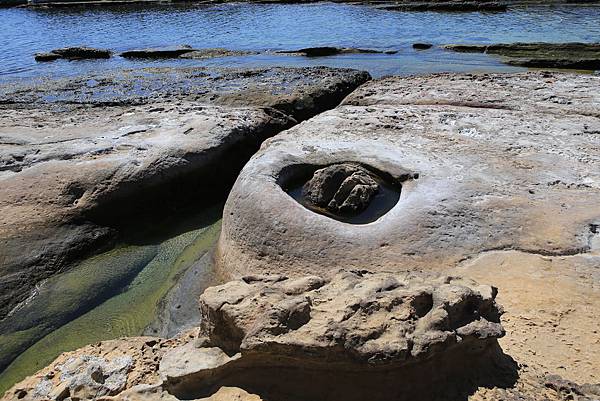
xmin=278 ymin=47 xmax=392 ymax=57
xmin=444 ymin=42 xmax=600 ymax=70
xmin=0 ymin=0 xmax=26 ymax=7
xmin=302 ymin=163 xmax=380 ymax=214
xmin=119 ymin=45 xmax=196 ymax=59
xmin=179 ymin=48 xmax=257 ymax=59
xmin=34 ymin=52 xmax=61 ymax=62
xmin=412 ymin=43 xmax=433 ymax=50
xmin=34 ymin=47 xmax=112 ymax=62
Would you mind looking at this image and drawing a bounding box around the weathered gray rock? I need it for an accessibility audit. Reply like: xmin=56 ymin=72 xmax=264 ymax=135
xmin=444 ymin=42 xmax=600 ymax=70
xmin=302 ymin=163 xmax=380 ymax=214
xmin=216 ymin=72 xmax=600 ymax=282
xmin=34 ymin=47 xmax=111 ymax=62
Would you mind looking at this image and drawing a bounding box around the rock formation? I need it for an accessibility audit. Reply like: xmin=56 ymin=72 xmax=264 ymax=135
xmin=0 ymin=66 xmax=370 ymax=370
xmin=34 ymin=47 xmax=112 ymax=62
xmin=119 ymin=45 xmax=197 ymax=59
xmin=2 ymin=270 xmax=510 ymax=401
xmin=278 ymin=47 xmax=396 ymax=57
xmin=217 ymin=71 xmax=600 ymax=280
xmin=301 ymin=163 xmax=380 ymax=215
xmin=444 ymin=42 xmax=600 ymax=70
xmin=216 ymin=71 xmax=600 ymax=392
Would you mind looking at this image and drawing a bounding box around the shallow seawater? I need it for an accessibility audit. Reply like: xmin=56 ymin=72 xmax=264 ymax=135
xmin=1 ymin=2 xmax=600 ymax=79
xmin=0 ymin=207 xmax=222 ymax=395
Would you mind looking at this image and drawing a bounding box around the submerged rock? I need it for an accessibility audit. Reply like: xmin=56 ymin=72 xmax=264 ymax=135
xmin=119 ymin=45 xmax=196 ymax=59
xmin=179 ymin=48 xmax=257 ymax=59
xmin=302 ymin=163 xmax=380 ymax=214
xmin=34 ymin=47 xmax=112 ymax=62
xmin=444 ymin=42 xmax=600 ymax=70
xmin=278 ymin=47 xmax=394 ymax=57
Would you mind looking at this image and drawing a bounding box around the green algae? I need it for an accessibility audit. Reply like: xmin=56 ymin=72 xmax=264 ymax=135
xmin=0 ymin=217 xmax=222 ymax=395
xmin=0 ymin=245 xmax=158 ymax=372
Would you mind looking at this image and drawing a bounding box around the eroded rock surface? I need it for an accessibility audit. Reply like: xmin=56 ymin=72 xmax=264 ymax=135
xmin=3 ymin=271 xmax=510 ymax=401
xmin=198 ymin=270 xmax=504 ymax=362
xmin=302 ymin=163 xmax=380 ymax=214
xmin=218 ymin=71 xmax=600 ymax=279
xmin=5 ymin=270 xmax=599 ymax=401
xmin=0 ymin=66 xmax=370 ymax=369
xmin=216 ymin=71 xmax=600 ymax=392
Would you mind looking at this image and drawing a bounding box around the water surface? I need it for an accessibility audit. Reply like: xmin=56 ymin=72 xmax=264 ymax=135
xmin=2 ymin=3 xmax=600 ymax=78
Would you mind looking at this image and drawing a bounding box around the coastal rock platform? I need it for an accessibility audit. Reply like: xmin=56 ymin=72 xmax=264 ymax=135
xmin=0 ymin=66 xmax=370 ymax=370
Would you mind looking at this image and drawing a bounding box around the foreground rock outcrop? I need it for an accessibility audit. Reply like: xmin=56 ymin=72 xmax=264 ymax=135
xmin=216 ymin=71 xmax=600 ymax=387
xmin=217 ymin=71 xmax=600 ymax=280
xmin=3 ymin=270 xmax=511 ymax=401
xmin=444 ymin=42 xmax=600 ymax=70
xmin=0 ymin=66 xmax=370 ymax=371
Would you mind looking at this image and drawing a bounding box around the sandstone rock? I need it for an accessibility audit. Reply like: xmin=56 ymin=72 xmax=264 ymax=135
xmin=1 ymin=335 xmax=192 ymax=401
xmin=444 ymin=42 xmax=600 ymax=70
xmin=0 ymin=66 xmax=370 ymax=369
xmin=34 ymin=47 xmax=111 ymax=62
xmin=157 ymin=270 xmax=508 ymax=401
xmin=216 ymin=72 xmax=600 ymax=282
xmin=302 ymin=163 xmax=380 ymax=214
xmin=198 ymin=270 xmax=504 ymax=361
xmin=119 ymin=45 xmax=195 ymax=59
